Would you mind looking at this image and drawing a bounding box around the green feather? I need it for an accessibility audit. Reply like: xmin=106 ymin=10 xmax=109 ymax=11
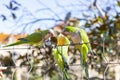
xmin=65 ymin=26 xmax=92 ymax=51
xmin=80 ymin=44 xmax=89 ymax=78
xmin=52 ymin=34 xmax=70 ymax=80
xmin=3 ymin=40 xmax=29 ymax=47
xmin=65 ymin=26 xmax=90 ymax=78
xmin=3 ymin=30 xmax=49 ymax=47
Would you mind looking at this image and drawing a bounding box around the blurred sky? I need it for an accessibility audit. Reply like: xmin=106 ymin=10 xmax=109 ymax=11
xmin=0 ymin=0 xmax=120 ymax=34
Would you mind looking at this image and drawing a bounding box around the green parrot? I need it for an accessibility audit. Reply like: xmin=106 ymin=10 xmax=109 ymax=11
xmin=52 ymin=33 xmax=70 ymax=80
xmin=65 ymin=26 xmax=92 ymax=51
xmin=65 ymin=26 xmax=91 ymax=78
xmin=80 ymin=43 xmax=89 ymax=78
xmin=3 ymin=30 xmax=49 ymax=47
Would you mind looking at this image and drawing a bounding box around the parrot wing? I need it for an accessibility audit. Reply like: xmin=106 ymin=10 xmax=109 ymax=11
xmin=52 ymin=48 xmax=70 ymax=80
xmin=3 ymin=40 xmax=29 ymax=47
xmin=25 ymin=32 xmax=43 ymax=44
xmin=57 ymin=33 xmax=70 ymax=64
xmin=79 ymin=29 xmax=92 ymax=51
xmin=65 ymin=26 xmax=92 ymax=50
xmin=52 ymin=33 xmax=70 ymax=80
xmin=80 ymin=44 xmax=89 ymax=78
xmin=65 ymin=26 xmax=90 ymax=78
xmin=3 ymin=30 xmax=49 ymax=47
xmin=25 ymin=30 xmax=49 ymax=44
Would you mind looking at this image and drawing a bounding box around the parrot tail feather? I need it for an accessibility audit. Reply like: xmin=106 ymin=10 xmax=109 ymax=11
xmin=18 ymin=38 xmax=30 ymax=42
xmin=62 ymin=69 xmax=70 ymax=80
xmin=84 ymin=62 xmax=89 ymax=80
xmin=3 ymin=41 xmax=27 ymax=47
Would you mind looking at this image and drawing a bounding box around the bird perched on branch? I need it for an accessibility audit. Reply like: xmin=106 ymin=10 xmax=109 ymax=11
xmin=52 ymin=33 xmax=70 ymax=80
xmin=65 ymin=26 xmax=92 ymax=79
xmin=3 ymin=29 xmax=50 ymax=47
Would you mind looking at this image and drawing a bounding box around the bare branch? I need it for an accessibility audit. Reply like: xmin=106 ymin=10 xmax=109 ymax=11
xmin=36 ymin=0 xmax=62 ymax=19
xmin=93 ymin=0 xmax=105 ymax=18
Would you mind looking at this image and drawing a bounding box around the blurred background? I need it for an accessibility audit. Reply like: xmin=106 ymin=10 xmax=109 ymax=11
xmin=0 ymin=0 xmax=120 ymax=80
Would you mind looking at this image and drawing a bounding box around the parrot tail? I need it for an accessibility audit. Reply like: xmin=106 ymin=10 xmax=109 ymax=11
xmin=84 ymin=62 xmax=89 ymax=79
xmin=62 ymin=69 xmax=70 ymax=80
xmin=80 ymin=52 xmax=89 ymax=79
xmin=3 ymin=41 xmax=27 ymax=47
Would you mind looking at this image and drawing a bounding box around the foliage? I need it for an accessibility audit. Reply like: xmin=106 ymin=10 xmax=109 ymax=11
xmin=0 ymin=0 xmax=120 ymax=80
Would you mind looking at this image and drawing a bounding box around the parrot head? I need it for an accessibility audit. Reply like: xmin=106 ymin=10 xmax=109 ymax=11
xmin=41 ymin=30 xmax=50 ymax=35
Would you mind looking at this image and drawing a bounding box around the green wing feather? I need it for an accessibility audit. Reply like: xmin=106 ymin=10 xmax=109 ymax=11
xmin=52 ymin=34 xmax=70 ymax=80
xmin=3 ymin=40 xmax=29 ymax=47
xmin=3 ymin=30 xmax=49 ymax=47
xmin=79 ymin=29 xmax=92 ymax=51
xmin=65 ymin=26 xmax=90 ymax=78
xmin=80 ymin=44 xmax=89 ymax=78
xmin=65 ymin=26 xmax=92 ymax=50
